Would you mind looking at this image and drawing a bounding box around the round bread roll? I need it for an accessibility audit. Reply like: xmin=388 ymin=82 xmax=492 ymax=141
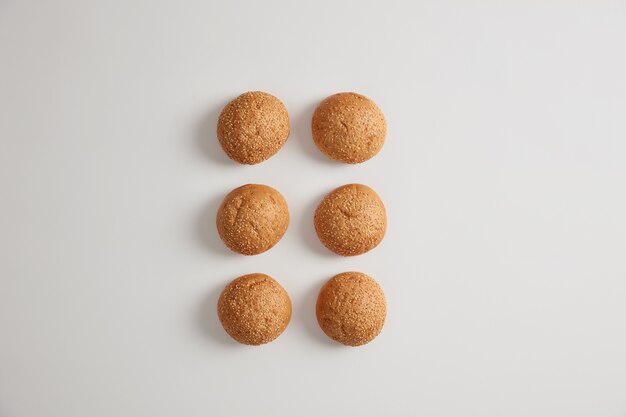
xmin=217 ymin=91 xmax=290 ymax=164
xmin=314 ymin=184 xmax=386 ymax=256
xmin=218 ymin=273 xmax=291 ymax=345
xmin=311 ymin=92 xmax=386 ymax=163
xmin=216 ymin=184 xmax=289 ymax=255
xmin=316 ymin=272 xmax=386 ymax=346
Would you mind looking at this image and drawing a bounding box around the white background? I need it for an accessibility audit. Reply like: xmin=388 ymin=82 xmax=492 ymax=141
xmin=1 ymin=1 xmax=625 ymax=416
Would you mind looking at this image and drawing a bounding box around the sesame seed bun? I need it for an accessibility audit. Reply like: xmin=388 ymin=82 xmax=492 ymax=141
xmin=217 ymin=91 xmax=290 ymax=164
xmin=311 ymin=92 xmax=386 ymax=163
xmin=316 ymin=272 xmax=386 ymax=346
xmin=218 ymin=273 xmax=291 ymax=345
xmin=216 ymin=184 xmax=289 ymax=255
xmin=314 ymin=184 xmax=386 ymax=256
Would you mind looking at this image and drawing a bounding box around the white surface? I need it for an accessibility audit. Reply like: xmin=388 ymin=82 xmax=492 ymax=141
xmin=1 ymin=1 xmax=625 ymax=416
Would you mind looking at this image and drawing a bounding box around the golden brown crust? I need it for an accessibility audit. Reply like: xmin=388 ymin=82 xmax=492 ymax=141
xmin=217 ymin=91 xmax=290 ymax=164
xmin=311 ymin=92 xmax=386 ymax=164
xmin=314 ymin=184 xmax=386 ymax=256
xmin=218 ymin=273 xmax=292 ymax=345
xmin=216 ymin=184 xmax=289 ymax=255
xmin=316 ymin=272 xmax=386 ymax=346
